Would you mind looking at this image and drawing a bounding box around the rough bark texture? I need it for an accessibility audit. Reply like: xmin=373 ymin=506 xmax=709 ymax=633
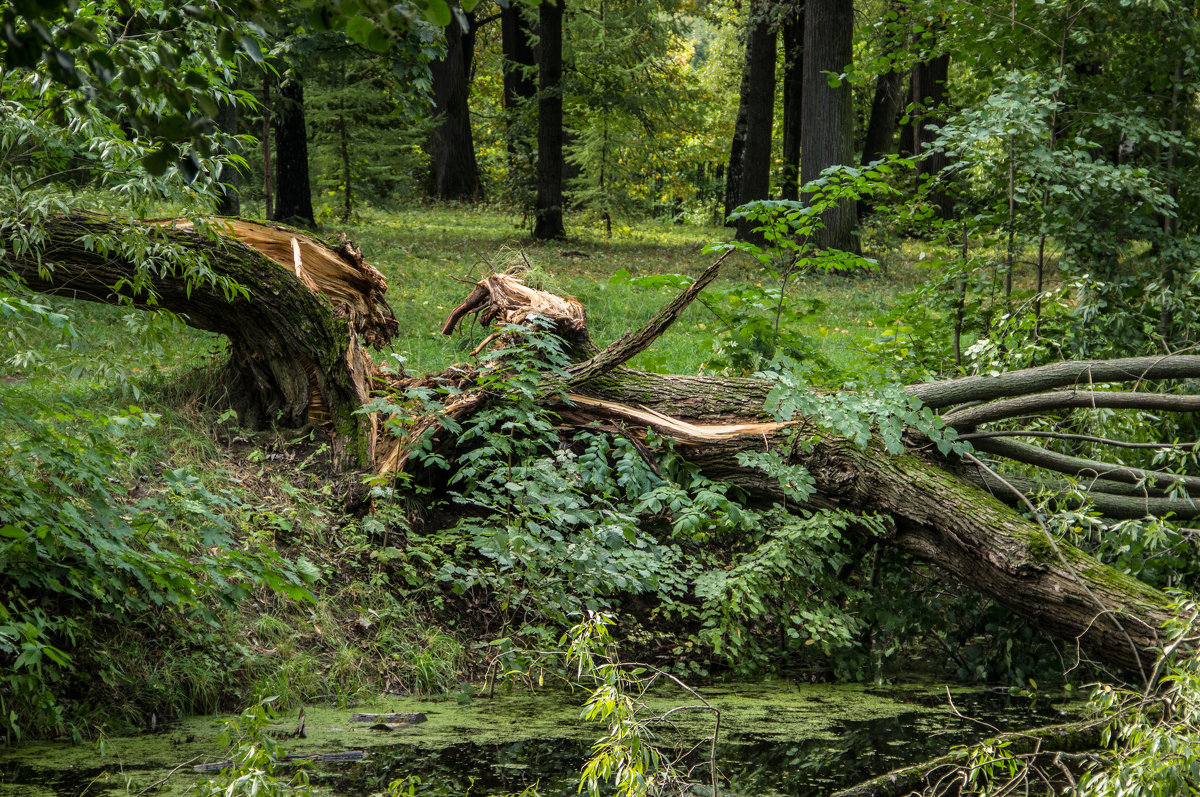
xmin=724 ymin=2 xmax=776 ymax=233
xmin=428 ymin=13 xmax=482 ymax=201
xmin=801 ymin=0 xmax=858 ymax=250
xmin=533 ymin=0 xmax=565 ymax=240
xmin=780 ymin=5 xmax=804 ymax=202
xmin=10 ymin=216 xmax=394 ymax=466
xmin=272 ymin=77 xmax=315 ymax=227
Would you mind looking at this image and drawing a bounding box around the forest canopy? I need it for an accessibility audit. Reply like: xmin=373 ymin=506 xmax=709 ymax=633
xmin=3 ymin=0 xmax=1200 ymax=794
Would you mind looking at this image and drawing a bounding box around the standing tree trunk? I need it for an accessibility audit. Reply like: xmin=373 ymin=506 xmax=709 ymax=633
xmin=801 ymin=0 xmax=857 ymax=250
xmin=272 ymin=76 xmax=315 ymax=227
xmin=911 ymin=52 xmax=951 ymax=218
xmin=501 ymin=3 xmax=538 ymax=178
xmin=338 ymin=60 xmax=353 ymax=222
xmin=428 ymin=13 xmax=482 ymax=201
xmin=215 ymin=98 xmax=241 ymax=216
xmin=262 ymin=72 xmax=273 ymax=220
xmin=533 ymin=0 xmax=566 ymax=240
xmin=780 ymin=3 xmax=804 ymax=202
xmin=858 ymin=2 xmax=908 ymax=217
xmin=724 ymin=2 xmax=777 ymax=230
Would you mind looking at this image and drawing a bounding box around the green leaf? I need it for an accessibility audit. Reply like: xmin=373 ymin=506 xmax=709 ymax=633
xmin=344 ymin=15 xmax=374 ymax=45
xmin=421 ymin=0 xmax=453 ymax=26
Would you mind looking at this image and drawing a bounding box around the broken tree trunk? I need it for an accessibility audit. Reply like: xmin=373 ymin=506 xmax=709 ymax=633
xmin=5 ymin=215 xmax=396 ymax=467
xmin=8 ymin=222 xmax=1197 ymax=677
xmin=415 ymin=268 xmax=1198 ymax=677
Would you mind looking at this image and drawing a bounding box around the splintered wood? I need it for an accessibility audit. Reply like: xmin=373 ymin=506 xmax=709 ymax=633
xmin=441 ymin=273 xmax=587 ymax=342
xmin=156 ymin=218 xmax=398 ymax=347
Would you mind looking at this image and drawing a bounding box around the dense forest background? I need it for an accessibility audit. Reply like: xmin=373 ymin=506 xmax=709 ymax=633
xmin=4 ymin=0 xmax=1200 ymax=793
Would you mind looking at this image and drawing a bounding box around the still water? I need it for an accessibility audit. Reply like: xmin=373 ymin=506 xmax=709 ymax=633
xmin=0 ymin=681 xmax=1076 ymax=797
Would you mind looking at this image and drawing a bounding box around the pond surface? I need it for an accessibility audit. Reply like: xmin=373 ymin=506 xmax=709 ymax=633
xmin=0 ymin=681 xmax=1076 ymax=797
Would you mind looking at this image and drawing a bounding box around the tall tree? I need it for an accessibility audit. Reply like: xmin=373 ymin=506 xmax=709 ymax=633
xmin=215 ymin=98 xmax=241 ymax=216
xmin=858 ymin=2 xmax=908 ymax=216
xmin=910 ymin=51 xmax=951 ymax=218
xmin=271 ymin=75 xmax=315 ymax=227
xmin=859 ymin=1 xmax=902 ymax=168
xmin=501 ymin=1 xmax=537 ymax=175
xmin=428 ymin=12 xmax=482 ymax=200
xmin=723 ymin=0 xmax=777 ymax=235
xmin=801 ymin=0 xmax=856 ymax=250
xmin=779 ymin=2 xmax=804 ymax=202
xmin=533 ymin=0 xmax=565 ymax=240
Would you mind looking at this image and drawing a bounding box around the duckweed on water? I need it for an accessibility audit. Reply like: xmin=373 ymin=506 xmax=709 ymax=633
xmin=0 ymin=681 xmax=1076 ymax=797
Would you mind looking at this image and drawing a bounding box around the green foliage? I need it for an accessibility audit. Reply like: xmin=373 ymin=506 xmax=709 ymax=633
xmin=564 ymin=0 xmax=700 ymax=229
xmin=0 ymin=396 xmax=315 ymax=741
xmin=564 ymin=613 xmax=717 ymax=797
xmin=200 ymin=698 xmax=314 ymax=797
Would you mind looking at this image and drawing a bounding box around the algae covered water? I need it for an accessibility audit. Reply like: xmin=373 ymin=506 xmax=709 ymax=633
xmin=0 ymin=681 xmax=1076 ymax=797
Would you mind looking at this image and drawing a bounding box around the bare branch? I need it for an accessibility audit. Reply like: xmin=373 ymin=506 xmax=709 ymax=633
xmin=972 ymin=436 xmax=1200 ymax=493
xmin=909 ymin=356 xmax=1200 ymax=410
xmin=960 ymin=429 xmax=1200 ymax=451
xmin=943 ymin=390 xmax=1200 ymax=431
xmin=565 ymin=251 xmax=729 ymax=388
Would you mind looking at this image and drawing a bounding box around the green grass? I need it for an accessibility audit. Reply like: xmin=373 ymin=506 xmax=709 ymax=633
xmin=338 ymin=205 xmax=924 ymax=378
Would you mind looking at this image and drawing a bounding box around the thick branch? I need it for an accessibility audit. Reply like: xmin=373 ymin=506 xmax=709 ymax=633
xmin=972 ymin=436 xmax=1200 ymax=493
xmin=564 ymin=252 xmax=728 ymax=387
xmin=968 ymin=470 xmax=1200 ymax=520
xmin=943 ymin=390 xmax=1200 ymax=431
xmin=909 ymin=356 xmax=1200 ymax=409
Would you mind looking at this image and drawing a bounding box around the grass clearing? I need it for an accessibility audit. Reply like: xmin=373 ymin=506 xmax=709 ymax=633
xmin=340 ymin=205 xmax=925 ymax=378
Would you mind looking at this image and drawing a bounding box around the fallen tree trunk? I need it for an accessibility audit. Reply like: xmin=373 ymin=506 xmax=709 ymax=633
xmin=5 ymin=215 xmax=396 ymax=466
xmin=5 ymin=218 xmax=1194 ymax=676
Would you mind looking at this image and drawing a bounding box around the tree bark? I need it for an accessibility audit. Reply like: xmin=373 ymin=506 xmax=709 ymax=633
xmin=780 ymin=4 xmax=804 ymax=202
xmin=501 ymin=1 xmax=537 ymax=176
xmin=215 ymin=98 xmax=241 ymax=217
xmin=724 ymin=1 xmax=776 ymax=233
xmin=801 ymin=0 xmax=858 ymax=250
xmin=533 ymin=0 xmax=565 ymax=240
xmin=272 ymin=77 xmax=315 ymax=227
xmin=911 ymin=51 xmax=951 ymax=218
xmin=8 ymin=216 xmax=395 ymax=466
xmin=428 ymin=13 xmax=482 ymax=201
